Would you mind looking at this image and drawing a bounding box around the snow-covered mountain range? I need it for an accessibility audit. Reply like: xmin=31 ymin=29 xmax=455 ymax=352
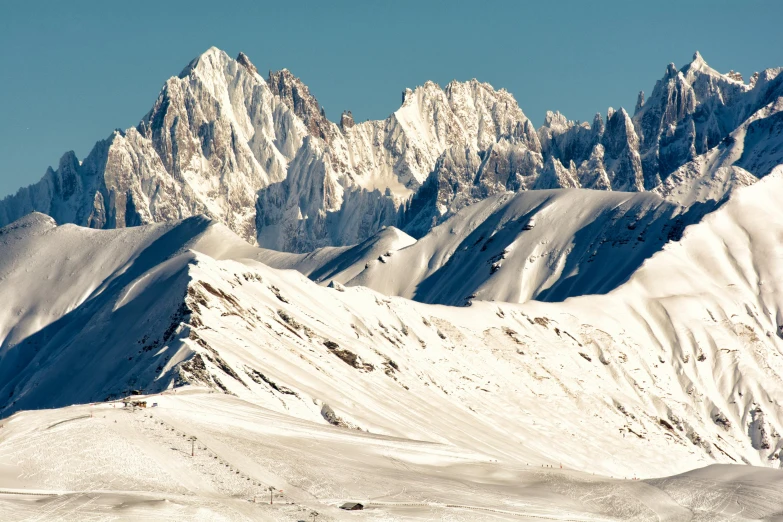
xmin=1 ymin=48 xmax=781 ymax=253
xmin=3 ymin=47 xmax=783 ymax=519
xmin=4 ymin=170 xmax=783 ymax=477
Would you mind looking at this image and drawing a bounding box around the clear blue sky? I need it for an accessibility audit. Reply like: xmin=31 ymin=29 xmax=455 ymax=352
xmin=1 ymin=0 xmax=781 ymax=198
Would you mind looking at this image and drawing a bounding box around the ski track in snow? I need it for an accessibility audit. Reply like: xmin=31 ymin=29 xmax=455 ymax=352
xmin=3 ymin=395 xmax=783 ymax=521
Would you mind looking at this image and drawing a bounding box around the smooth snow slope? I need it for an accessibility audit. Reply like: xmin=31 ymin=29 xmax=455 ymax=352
xmin=257 ymin=187 xmax=717 ymax=305
xmin=3 ymin=393 xmax=783 ymax=521
xmin=3 ymin=171 xmax=783 ymax=482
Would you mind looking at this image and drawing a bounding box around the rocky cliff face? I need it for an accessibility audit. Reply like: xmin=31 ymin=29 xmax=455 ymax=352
xmin=1 ymin=48 xmax=781 ymax=252
xmin=266 ymin=68 xmax=334 ymax=143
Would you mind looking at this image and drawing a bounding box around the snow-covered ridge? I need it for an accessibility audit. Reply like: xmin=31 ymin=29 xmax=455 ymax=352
xmin=1 ymin=48 xmax=781 ymax=253
xmin=4 ymin=169 xmax=783 ymax=480
xmin=258 ymin=187 xmax=720 ymax=305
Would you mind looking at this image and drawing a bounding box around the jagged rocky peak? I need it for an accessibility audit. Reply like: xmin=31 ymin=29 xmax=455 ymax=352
xmin=632 ymin=50 xmax=767 ymax=187
xmin=681 ymin=51 xmax=742 ymax=87
xmin=267 ymin=68 xmax=333 ymax=141
xmin=749 ymin=71 xmax=759 ymax=88
xmin=399 ymin=80 xmax=444 ymax=111
xmin=444 ymin=78 xmax=540 ymax=152
xmin=603 ymin=107 xmax=644 ymax=191
xmin=55 ymin=149 xmax=80 ymax=179
xmin=340 ymin=110 xmax=355 ymax=131
xmin=395 ymin=78 xmax=539 ymax=153
xmin=577 ymin=143 xmax=611 ymax=190
xmin=542 ymin=110 xmax=571 ymax=131
xmin=539 ymin=110 xmax=593 ymax=137
xmin=236 ymin=51 xmax=258 ymax=75
xmin=592 ymin=112 xmax=605 ymax=136
xmin=535 ymin=155 xmax=578 ymax=189
xmin=726 ymin=70 xmax=743 ymax=83
xmin=679 ymin=50 xmax=750 ymax=103
xmin=3 ymin=45 xmax=783 ymax=255
xmin=538 ymin=110 xmax=598 ymax=170
xmin=635 ymin=91 xmax=645 ymax=114
xmin=635 ymin=61 xmax=696 ymax=149
xmin=53 ymin=150 xmax=81 ymax=200
xmin=178 ymin=46 xmax=232 ymax=79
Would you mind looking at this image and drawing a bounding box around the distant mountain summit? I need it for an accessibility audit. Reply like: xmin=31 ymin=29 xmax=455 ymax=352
xmin=1 ymin=48 xmax=781 ymax=251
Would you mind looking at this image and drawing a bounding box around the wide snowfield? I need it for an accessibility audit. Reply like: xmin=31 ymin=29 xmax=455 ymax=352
xmin=2 ymin=391 xmax=782 ymax=521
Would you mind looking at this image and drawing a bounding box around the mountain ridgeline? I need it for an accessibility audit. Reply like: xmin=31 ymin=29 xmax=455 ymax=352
xmin=1 ymin=48 xmax=782 ymax=252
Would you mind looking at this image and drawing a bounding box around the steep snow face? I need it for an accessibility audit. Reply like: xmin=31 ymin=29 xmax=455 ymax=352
xmin=254 ymin=226 xmax=417 ymax=286
xmin=260 ymin=188 xmax=717 ymax=305
xmin=4 ymin=174 xmax=783 ymax=478
xmin=0 ymin=214 xmax=215 ymax=409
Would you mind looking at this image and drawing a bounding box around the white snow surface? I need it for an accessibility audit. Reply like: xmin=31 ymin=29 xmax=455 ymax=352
xmin=3 ymin=394 xmax=783 ymax=521
xmin=257 ymin=188 xmax=719 ymax=305
xmin=3 ymin=171 xmax=783 ymax=518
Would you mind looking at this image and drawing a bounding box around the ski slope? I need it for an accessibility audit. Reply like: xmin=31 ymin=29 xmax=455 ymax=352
xmin=2 ymin=393 xmax=783 ymax=521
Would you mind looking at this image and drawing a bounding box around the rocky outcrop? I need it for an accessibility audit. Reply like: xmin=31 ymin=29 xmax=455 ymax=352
xmin=602 ymin=108 xmax=644 ymax=191
xmin=267 ymin=68 xmax=334 ymax=142
xmin=339 ymin=110 xmax=355 ymax=131
xmin=534 ymin=156 xmax=579 ymax=190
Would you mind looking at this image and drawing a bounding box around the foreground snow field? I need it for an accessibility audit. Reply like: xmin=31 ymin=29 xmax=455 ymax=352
xmin=3 ymin=171 xmax=783 ymax=519
xmin=2 ymin=392 xmax=783 ymax=521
